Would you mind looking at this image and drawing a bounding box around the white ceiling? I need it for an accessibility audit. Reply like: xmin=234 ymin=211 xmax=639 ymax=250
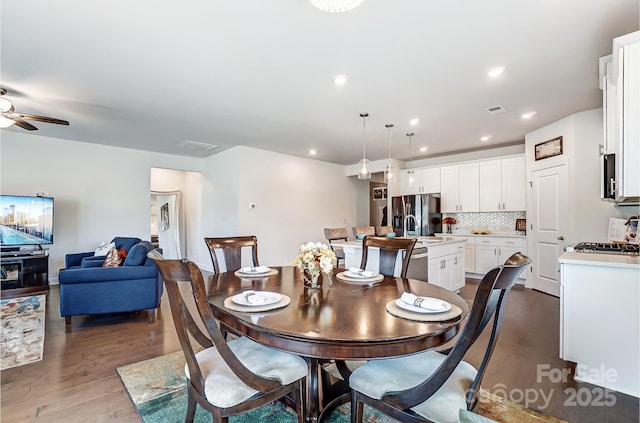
xmin=1 ymin=1 xmax=638 ymax=165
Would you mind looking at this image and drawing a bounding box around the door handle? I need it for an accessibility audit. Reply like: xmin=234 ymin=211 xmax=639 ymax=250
xmin=557 ymin=236 xmax=565 ymax=241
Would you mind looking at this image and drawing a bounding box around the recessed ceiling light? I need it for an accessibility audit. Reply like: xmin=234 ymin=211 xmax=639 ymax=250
xmin=522 ymin=111 xmax=537 ymax=119
xmin=309 ymin=149 xmax=317 ymax=155
xmin=481 ymin=135 xmax=492 ymax=142
xmin=419 ymin=147 xmax=428 ymax=152
xmin=334 ymin=75 xmax=348 ymax=85
xmin=409 ymin=118 xmax=420 ymax=125
xmin=488 ymin=67 xmax=505 ymax=77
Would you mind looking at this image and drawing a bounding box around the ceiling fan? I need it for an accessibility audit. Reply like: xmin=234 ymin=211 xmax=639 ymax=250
xmin=0 ymin=87 xmax=69 ymax=130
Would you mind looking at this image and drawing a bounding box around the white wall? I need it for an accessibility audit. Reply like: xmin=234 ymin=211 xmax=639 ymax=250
xmin=198 ymin=146 xmax=366 ymax=270
xmin=0 ymin=131 xmax=202 ymax=282
xmin=524 ymin=109 xmax=638 ymax=243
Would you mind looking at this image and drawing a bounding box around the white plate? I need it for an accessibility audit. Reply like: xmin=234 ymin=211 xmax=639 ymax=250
xmin=238 ymin=266 xmax=271 ymax=275
xmin=344 ymin=270 xmax=378 ymax=279
xmin=395 ymin=298 xmax=452 ymax=314
xmin=232 ymin=291 xmax=281 ymax=306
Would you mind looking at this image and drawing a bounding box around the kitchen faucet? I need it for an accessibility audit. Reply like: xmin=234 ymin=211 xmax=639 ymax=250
xmin=404 ymin=214 xmax=418 ymax=237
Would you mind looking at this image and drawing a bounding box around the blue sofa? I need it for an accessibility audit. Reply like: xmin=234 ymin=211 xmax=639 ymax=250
xmin=58 ymin=238 xmax=163 ymax=325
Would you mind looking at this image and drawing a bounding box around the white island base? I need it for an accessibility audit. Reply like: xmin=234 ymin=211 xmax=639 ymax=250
xmin=332 ymin=236 xmax=466 ymax=292
xmin=559 ymin=252 xmax=640 ymax=398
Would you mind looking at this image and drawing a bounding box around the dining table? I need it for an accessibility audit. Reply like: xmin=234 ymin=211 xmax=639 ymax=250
xmin=207 ymin=266 xmax=469 ymax=423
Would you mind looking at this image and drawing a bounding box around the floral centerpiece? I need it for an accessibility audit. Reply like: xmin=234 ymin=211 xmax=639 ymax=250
xmin=442 ymin=217 xmax=457 ymax=234
xmin=293 ymin=242 xmax=336 ymax=288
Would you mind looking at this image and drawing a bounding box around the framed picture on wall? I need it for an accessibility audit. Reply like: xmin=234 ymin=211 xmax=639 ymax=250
xmin=535 ymin=136 xmax=563 ymax=161
xmin=160 ymin=202 xmax=170 ymax=231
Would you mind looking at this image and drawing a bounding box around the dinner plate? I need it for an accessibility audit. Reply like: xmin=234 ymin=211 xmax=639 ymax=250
xmin=395 ymin=298 xmax=452 ymax=314
xmin=344 ymin=270 xmax=378 ymax=279
xmin=238 ymin=266 xmax=271 ymax=275
xmin=232 ymin=291 xmax=281 ymax=306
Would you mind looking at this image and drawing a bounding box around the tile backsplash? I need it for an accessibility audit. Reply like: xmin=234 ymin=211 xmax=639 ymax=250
xmin=443 ymin=211 xmax=526 ymax=235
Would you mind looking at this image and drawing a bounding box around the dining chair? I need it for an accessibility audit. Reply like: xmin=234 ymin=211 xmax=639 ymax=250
xmin=347 ymin=252 xmax=532 ymax=423
xmin=360 ymin=235 xmax=417 ymax=278
xmin=204 ymin=236 xmax=259 ymax=274
xmin=374 ymin=225 xmax=395 ymax=236
xmin=147 ymin=250 xmax=307 ymax=423
xmin=352 ymin=226 xmax=375 ymax=239
xmin=320 ymin=235 xmax=418 ymax=409
xmin=323 ymin=228 xmax=349 ymax=268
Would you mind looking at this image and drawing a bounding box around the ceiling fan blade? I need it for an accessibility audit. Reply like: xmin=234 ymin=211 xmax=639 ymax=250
xmin=12 ymin=117 xmax=38 ymax=131
xmin=18 ymin=113 xmax=69 ymax=126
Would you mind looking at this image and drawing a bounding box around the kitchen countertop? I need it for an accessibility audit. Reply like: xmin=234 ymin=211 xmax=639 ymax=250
xmin=559 ymin=251 xmax=640 ymax=268
xmin=436 ymin=232 xmax=527 ymax=239
xmin=332 ymin=236 xmax=467 ymax=249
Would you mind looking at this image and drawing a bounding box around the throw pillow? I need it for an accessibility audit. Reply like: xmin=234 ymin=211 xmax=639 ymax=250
xmin=102 ymin=247 xmax=122 ymax=267
xmin=117 ymin=247 xmax=128 ymax=263
xmin=95 ymin=241 xmax=115 ymax=257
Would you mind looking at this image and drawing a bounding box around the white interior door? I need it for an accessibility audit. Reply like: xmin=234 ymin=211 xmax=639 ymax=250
xmin=526 ymin=162 xmax=569 ymax=297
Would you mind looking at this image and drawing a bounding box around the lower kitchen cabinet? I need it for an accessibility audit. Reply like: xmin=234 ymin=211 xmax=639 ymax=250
xmin=427 ymin=242 xmax=465 ymax=291
xmin=475 ymin=237 xmax=526 ymax=275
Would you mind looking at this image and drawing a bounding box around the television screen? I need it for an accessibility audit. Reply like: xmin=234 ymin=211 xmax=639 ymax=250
xmin=0 ymin=195 xmax=54 ymax=246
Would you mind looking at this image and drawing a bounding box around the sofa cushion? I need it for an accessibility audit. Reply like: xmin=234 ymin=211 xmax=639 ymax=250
xmin=102 ymin=247 xmax=122 ymax=267
xmin=112 ymin=237 xmax=142 ymax=254
xmin=124 ymin=243 xmax=151 ymax=266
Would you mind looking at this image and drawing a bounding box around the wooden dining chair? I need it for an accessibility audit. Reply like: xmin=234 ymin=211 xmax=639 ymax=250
xmin=147 ymin=250 xmax=307 ymax=423
xmin=374 ymin=225 xmax=395 ymax=236
xmin=323 ymin=227 xmax=349 ymax=268
xmin=352 ymin=226 xmax=375 ymax=239
xmin=320 ymin=235 xmax=418 ymax=410
xmin=347 ymin=252 xmax=532 ymax=423
xmin=360 ymin=235 xmax=417 ymax=278
xmin=204 ymin=236 xmax=259 ymax=274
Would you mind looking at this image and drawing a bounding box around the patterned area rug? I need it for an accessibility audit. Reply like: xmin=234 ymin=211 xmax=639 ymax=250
xmin=1 ymin=294 xmax=46 ymax=370
xmin=117 ymin=351 xmax=568 ymax=423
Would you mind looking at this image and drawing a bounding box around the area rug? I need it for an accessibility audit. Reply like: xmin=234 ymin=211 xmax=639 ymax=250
xmin=117 ymin=351 xmax=568 ymax=423
xmin=1 ymin=294 xmax=46 ymax=370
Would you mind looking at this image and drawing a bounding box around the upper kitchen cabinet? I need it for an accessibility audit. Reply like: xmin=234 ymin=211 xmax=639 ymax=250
xmin=399 ymin=167 xmax=440 ymax=195
xmin=600 ymin=31 xmax=639 ymax=203
xmin=479 ymin=156 xmax=526 ymax=212
xmin=440 ymin=163 xmax=479 ymax=213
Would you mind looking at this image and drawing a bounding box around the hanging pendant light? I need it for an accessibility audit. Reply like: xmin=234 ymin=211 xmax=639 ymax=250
xmin=406 ymin=132 xmax=415 ymax=186
xmin=357 ymin=113 xmax=371 ymax=180
xmin=384 ymin=124 xmax=394 ymax=183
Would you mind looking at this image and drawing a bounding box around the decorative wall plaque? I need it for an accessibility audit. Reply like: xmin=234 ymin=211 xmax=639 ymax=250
xmin=535 ymin=136 xmax=563 ymax=161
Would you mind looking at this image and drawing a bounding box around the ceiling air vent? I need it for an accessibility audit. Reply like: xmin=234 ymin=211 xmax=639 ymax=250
xmin=177 ymin=140 xmax=218 ymax=151
xmin=486 ymin=105 xmax=506 ymax=114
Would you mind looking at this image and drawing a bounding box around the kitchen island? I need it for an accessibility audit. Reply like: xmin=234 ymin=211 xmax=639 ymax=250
xmin=559 ymin=251 xmax=640 ymax=397
xmin=331 ymin=236 xmax=467 ymax=291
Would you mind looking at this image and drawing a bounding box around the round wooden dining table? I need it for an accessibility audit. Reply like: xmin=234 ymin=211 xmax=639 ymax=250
xmin=207 ymin=266 xmax=469 ymax=423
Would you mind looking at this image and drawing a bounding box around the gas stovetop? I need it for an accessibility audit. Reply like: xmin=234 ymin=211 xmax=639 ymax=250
xmin=568 ymin=242 xmax=639 ymax=255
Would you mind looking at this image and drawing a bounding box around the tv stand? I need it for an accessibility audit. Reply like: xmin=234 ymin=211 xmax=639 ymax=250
xmin=1 ymin=250 xmax=49 ymax=298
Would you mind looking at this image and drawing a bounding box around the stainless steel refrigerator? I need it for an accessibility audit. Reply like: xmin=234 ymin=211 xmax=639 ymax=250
xmin=391 ymin=194 xmax=442 ymax=237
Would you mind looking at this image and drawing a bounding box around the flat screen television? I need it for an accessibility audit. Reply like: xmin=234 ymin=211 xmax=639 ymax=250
xmin=0 ymin=195 xmax=54 ymax=247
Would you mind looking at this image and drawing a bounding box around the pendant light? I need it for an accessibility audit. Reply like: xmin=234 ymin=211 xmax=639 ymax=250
xmin=406 ymin=132 xmax=415 ymax=186
xmin=384 ymin=124 xmax=394 ymax=182
xmin=357 ymin=113 xmax=371 ymax=180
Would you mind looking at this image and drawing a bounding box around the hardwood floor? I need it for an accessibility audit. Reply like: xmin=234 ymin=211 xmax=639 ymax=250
xmin=1 ymin=280 xmax=638 ymax=422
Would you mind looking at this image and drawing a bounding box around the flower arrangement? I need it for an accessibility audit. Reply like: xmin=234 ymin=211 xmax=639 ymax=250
xmin=293 ymin=242 xmax=336 ymax=287
xmin=442 ymin=217 xmax=457 ymax=234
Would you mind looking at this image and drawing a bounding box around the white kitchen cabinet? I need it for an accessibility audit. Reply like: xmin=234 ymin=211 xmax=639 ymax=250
xmin=399 ymin=167 xmax=440 ymax=195
xmin=440 ymin=163 xmax=479 ymax=213
xmin=474 ymin=237 xmax=526 ymax=277
xmin=613 ymin=32 xmax=640 ymax=200
xmin=479 ymin=156 xmax=525 ymax=212
xmin=427 ymin=242 xmax=465 ymax=291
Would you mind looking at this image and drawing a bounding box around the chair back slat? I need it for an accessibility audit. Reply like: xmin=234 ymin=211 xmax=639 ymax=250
xmin=360 ymin=236 xmax=417 ymax=278
xmin=352 ymin=226 xmax=375 ymax=238
xmin=204 ymin=236 xmax=259 ymax=274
